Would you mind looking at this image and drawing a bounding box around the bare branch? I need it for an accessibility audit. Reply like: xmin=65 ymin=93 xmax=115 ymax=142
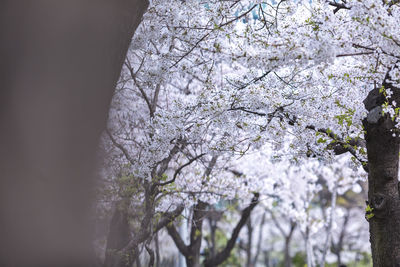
xmin=171 ymin=5 xmax=258 ymax=69
xmin=106 ymin=129 xmax=136 ymax=166
xmin=336 ymin=51 xmax=374 ymax=58
xmin=155 ymin=153 xmax=206 ymax=187
xmin=166 ymin=224 xmax=190 ymax=257
xmin=125 ymin=61 xmax=154 ymax=117
xmin=328 ymin=1 xmax=350 ymax=13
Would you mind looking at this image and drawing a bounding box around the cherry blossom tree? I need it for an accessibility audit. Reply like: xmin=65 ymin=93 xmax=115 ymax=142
xmin=101 ymin=0 xmax=400 ymax=265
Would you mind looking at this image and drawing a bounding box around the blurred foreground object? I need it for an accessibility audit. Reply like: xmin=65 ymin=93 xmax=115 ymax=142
xmin=0 ymin=1 xmax=148 ymax=266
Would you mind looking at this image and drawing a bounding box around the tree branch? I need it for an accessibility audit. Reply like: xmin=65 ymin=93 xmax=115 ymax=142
xmin=118 ymin=205 xmax=184 ymax=260
xmin=145 ymin=244 xmax=155 ymax=267
xmin=171 ymin=5 xmax=258 ymax=69
xmin=125 ymin=61 xmax=154 ymax=118
xmin=328 ymin=1 xmax=350 ymax=14
xmin=226 ymin=103 xmax=368 ymax=170
xmin=252 ymin=211 xmax=266 ymax=266
xmin=305 ymin=125 xmax=368 ymax=172
xmin=106 ymin=129 xmax=136 ymax=166
xmin=155 ymin=205 xmax=185 ymax=233
xmin=166 ymin=224 xmax=190 ymax=257
xmin=154 ymin=153 xmax=206 ymax=187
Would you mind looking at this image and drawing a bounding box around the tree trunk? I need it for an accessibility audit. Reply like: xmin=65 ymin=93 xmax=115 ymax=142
xmin=246 ymin=217 xmax=253 ymax=267
xmin=186 ymin=252 xmax=201 ymax=267
xmin=251 ymin=212 xmax=266 ymax=267
xmin=0 ymin=1 xmax=148 ymax=266
xmin=336 ymin=254 xmax=342 ymax=267
xmin=208 ymin=217 xmax=217 ymax=260
xmin=264 ymin=250 xmax=270 ymax=267
xmin=166 ymin=203 xmax=206 ymax=267
xmin=186 ymin=202 xmax=207 ymax=267
xmin=363 ymin=82 xmax=400 ymax=266
xmin=333 ymin=208 xmax=350 ymax=267
xmin=155 ymin=232 xmax=161 ymax=267
xmin=284 ymin=222 xmax=295 ymax=267
xmin=283 ymin=238 xmax=291 ymax=267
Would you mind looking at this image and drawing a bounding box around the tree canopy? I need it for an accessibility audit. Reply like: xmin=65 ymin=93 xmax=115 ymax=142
xmin=99 ymin=1 xmax=400 ymax=266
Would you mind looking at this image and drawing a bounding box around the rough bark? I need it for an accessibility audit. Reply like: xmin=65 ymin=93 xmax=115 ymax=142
xmin=0 ymin=1 xmax=148 ymax=266
xmin=363 ymin=81 xmax=400 ymax=266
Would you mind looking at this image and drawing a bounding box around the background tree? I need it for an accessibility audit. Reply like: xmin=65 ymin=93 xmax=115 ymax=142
xmin=98 ymin=1 xmax=389 ymax=266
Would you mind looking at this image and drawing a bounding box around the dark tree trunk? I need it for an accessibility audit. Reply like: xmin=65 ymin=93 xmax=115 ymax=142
xmin=336 ymin=254 xmax=342 ymax=267
xmin=155 ymin=232 xmax=160 ymax=267
xmin=186 ymin=202 xmax=207 ymax=267
xmin=166 ymin=203 xmax=206 ymax=267
xmin=246 ymin=217 xmax=253 ymax=267
xmin=264 ymin=250 xmax=270 ymax=267
xmin=283 ymin=222 xmax=295 ymax=267
xmin=363 ymin=81 xmax=400 ymax=266
xmin=332 ymin=209 xmax=350 ymax=267
xmin=208 ymin=217 xmax=217 ymax=259
xmin=167 ymin=195 xmax=258 ymax=267
xmin=0 ymin=1 xmax=148 ymax=266
xmin=283 ymin=238 xmax=291 ymax=267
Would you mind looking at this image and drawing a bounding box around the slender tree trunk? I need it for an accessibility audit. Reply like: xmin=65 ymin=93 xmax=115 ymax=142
xmin=363 ymin=81 xmax=400 ymax=266
xmin=246 ymin=217 xmax=253 ymax=267
xmin=252 ymin=212 xmax=266 ymax=266
xmin=264 ymin=250 xmax=270 ymax=267
xmin=208 ymin=218 xmax=217 ymax=259
xmin=185 ymin=202 xmax=206 ymax=267
xmin=284 ymin=222 xmax=296 ymax=267
xmin=320 ymin=180 xmax=338 ymax=267
xmin=155 ymin=232 xmax=160 ymax=267
xmin=333 ymin=208 xmax=350 ymax=267
xmin=336 ymin=254 xmax=342 ymax=267
xmin=0 ymin=1 xmax=148 ymax=266
xmin=283 ymin=238 xmax=291 ymax=267
xmin=167 ymin=202 xmax=206 ymax=267
xmin=305 ymin=226 xmax=314 ymax=267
